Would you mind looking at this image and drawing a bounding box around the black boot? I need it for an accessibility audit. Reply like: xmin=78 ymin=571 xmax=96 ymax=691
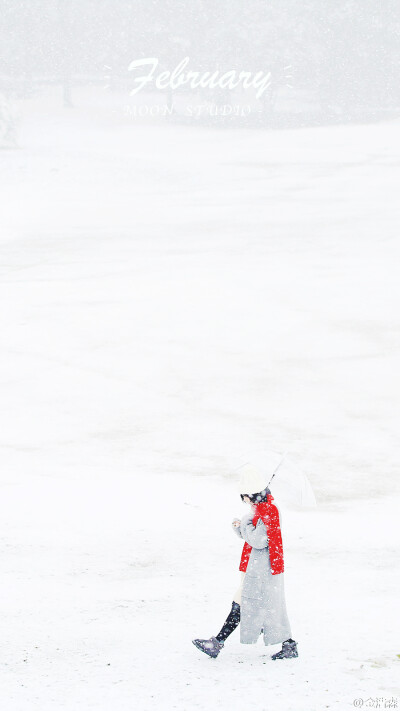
xmin=192 ymin=601 xmax=240 ymax=658
xmin=271 ymin=639 xmax=298 ymax=660
xmin=192 ymin=636 xmax=224 ymax=658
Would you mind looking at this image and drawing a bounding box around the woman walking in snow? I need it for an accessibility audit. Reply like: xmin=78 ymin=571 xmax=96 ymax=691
xmin=192 ymin=464 xmax=298 ymax=660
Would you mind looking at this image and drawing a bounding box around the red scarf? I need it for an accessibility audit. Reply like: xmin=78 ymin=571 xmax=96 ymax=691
xmin=239 ymin=494 xmax=284 ymax=575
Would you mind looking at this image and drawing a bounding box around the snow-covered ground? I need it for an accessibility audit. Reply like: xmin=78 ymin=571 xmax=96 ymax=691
xmin=0 ymin=89 xmax=399 ymax=709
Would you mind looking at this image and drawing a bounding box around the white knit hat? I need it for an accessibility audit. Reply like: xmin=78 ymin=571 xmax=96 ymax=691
xmin=237 ymin=462 xmax=267 ymax=495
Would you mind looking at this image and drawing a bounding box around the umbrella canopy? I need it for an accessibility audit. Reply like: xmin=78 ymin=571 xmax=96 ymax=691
xmin=236 ymin=450 xmax=317 ymax=508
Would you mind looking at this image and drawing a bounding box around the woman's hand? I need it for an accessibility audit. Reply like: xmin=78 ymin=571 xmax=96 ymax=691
xmin=232 ymin=518 xmax=241 ymax=528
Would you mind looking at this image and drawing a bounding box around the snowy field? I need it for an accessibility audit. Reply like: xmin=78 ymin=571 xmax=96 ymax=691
xmin=0 ymin=89 xmax=399 ymax=710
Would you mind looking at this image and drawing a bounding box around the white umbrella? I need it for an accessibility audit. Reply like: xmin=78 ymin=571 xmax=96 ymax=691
xmin=237 ymin=449 xmax=317 ymax=508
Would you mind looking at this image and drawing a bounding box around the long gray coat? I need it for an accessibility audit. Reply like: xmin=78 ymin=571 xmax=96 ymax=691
xmin=232 ymin=511 xmax=292 ymax=646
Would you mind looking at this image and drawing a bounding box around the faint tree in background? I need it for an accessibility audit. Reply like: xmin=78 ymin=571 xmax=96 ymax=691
xmin=0 ymin=0 xmax=398 ymax=118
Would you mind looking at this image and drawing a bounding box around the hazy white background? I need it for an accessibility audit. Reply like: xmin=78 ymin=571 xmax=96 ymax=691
xmin=1 ymin=2 xmax=399 ymax=709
